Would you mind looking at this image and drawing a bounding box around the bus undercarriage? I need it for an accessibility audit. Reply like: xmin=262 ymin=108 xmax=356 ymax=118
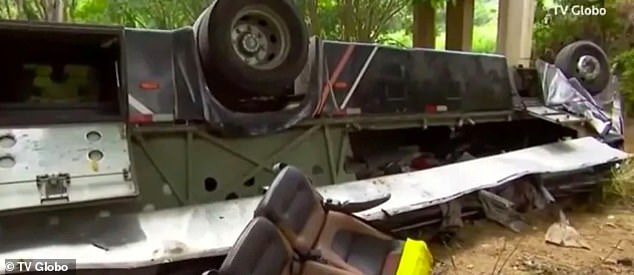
xmin=0 ymin=1 xmax=630 ymax=273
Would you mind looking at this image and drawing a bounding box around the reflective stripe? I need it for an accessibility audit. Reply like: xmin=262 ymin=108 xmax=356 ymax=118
xmin=127 ymin=95 xmax=175 ymax=122
xmin=128 ymin=94 xmax=153 ymax=114
xmin=340 ymin=45 xmax=378 ymax=110
xmin=152 ymin=114 xmax=174 ymax=122
xmin=347 ymin=108 xmax=361 ymax=115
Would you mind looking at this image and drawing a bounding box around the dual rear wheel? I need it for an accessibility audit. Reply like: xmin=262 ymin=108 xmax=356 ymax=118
xmin=554 ymin=41 xmax=611 ymax=95
xmin=196 ymin=2 xmax=611 ymax=100
xmin=195 ymin=0 xmax=309 ymax=98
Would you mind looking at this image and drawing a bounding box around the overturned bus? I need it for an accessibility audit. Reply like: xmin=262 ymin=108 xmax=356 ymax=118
xmin=0 ymin=0 xmax=630 ymax=274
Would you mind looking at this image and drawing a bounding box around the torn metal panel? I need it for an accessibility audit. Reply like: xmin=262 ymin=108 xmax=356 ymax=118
xmin=525 ymin=106 xmax=586 ymax=126
xmin=535 ymin=60 xmax=623 ymax=136
xmin=0 ymin=137 xmax=629 ymax=271
xmin=319 ymin=137 xmax=628 ymax=220
xmin=606 ymin=77 xmax=625 ymax=135
xmin=0 ymin=197 xmax=262 ymax=270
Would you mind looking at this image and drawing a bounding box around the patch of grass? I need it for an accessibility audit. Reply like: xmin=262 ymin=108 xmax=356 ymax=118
xmin=604 ymin=159 xmax=634 ymax=205
xmin=381 ymin=29 xmax=497 ymax=53
xmin=434 ymin=19 xmax=497 ymax=53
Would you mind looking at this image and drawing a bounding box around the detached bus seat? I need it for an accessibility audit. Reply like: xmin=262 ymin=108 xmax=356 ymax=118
xmin=254 ymin=166 xmax=403 ymax=275
xmin=214 ymin=216 xmax=358 ymax=275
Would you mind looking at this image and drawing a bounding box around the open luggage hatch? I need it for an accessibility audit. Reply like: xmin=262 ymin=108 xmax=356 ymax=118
xmin=0 ymin=21 xmax=136 ymax=212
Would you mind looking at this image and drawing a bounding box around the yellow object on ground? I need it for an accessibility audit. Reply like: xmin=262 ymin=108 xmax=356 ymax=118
xmin=395 ymin=238 xmax=434 ymax=275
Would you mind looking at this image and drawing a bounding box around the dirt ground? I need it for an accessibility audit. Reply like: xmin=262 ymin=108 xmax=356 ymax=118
xmin=429 ymin=206 xmax=634 ymax=274
xmin=428 ymin=125 xmax=634 ymax=275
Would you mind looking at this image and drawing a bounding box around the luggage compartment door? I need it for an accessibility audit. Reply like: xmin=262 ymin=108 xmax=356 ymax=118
xmin=0 ymin=123 xmax=137 ymax=212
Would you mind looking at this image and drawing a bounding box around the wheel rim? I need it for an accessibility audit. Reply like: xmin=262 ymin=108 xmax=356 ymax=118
xmin=230 ymin=5 xmax=291 ymax=71
xmin=576 ymin=55 xmax=601 ymax=81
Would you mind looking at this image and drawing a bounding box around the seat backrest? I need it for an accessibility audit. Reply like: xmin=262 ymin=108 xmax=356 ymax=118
xmin=254 ymin=166 xmax=326 ymax=252
xmin=219 ymin=217 xmax=294 ymax=275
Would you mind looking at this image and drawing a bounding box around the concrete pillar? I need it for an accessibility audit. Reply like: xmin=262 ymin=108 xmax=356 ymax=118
xmin=496 ymin=0 xmax=509 ymax=54
xmin=445 ymin=0 xmax=474 ymax=51
xmin=496 ymin=0 xmax=537 ymax=67
xmin=413 ymin=1 xmax=436 ymax=48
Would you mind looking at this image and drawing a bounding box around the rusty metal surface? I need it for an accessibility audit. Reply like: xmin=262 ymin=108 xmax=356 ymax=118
xmin=0 ymin=137 xmax=628 ymax=271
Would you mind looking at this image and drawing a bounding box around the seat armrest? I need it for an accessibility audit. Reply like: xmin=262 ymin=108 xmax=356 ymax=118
xmin=323 ymin=193 xmax=391 ymax=213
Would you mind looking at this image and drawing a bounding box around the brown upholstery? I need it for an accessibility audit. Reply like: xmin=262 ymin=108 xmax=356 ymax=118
xmin=217 ymin=217 xmax=354 ymax=275
xmin=317 ymin=212 xmax=403 ymax=275
xmin=302 ymin=262 xmax=361 ymax=275
xmin=381 ymin=251 xmax=401 ymax=275
xmin=255 ymin=166 xmax=404 ymax=275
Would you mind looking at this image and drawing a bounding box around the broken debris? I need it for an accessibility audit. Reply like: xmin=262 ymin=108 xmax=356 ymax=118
xmin=544 ymin=210 xmax=591 ymax=249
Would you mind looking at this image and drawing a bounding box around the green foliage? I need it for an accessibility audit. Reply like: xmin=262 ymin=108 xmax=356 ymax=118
xmin=473 ymin=0 xmax=496 ymax=26
xmin=430 ymin=0 xmax=497 ymax=52
xmin=377 ymin=30 xmax=411 ymax=47
xmin=73 ymin=0 xmax=110 ymax=23
xmin=0 ymin=0 xmax=208 ymax=28
xmin=303 ymin=0 xmax=410 ymax=42
xmin=471 ymin=0 xmax=497 ymax=53
xmin=0 ymin=0 xmax=501 ymax=52
xmin=532 ymin=0 xmax=628 ymax=58
xmin=433 ymin=22 xmax=496 ymax=53
xmin=605 ymin=159 xmax=634 ymax=205
xmin=614 ymin=49 xmax=634 ymax=112
xmin=532 ymin=0 xmax=634 ymax=114
xmin=472 ymin=20 xmax=496 ymax=53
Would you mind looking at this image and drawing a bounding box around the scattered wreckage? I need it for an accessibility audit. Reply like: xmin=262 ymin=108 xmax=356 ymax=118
xmin=0 ymin=0 xmax=631 ymax=274
xmin=206 ymin=165 xmax=435 ymax=275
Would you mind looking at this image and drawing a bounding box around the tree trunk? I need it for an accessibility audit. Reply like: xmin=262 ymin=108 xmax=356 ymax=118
xmin=340 ymin=0 xmax=353 ymax=40
xmin=413 ymin=1 xmax=436 ymax=48
xmin=44 ymin=0 xmax=64 ymax=22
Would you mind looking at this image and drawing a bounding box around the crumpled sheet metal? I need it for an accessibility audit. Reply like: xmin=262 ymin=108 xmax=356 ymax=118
xmin=0 ymin=197 xmax=263 ymax=270
xmin=320 ymin=137 xmax=629 ymax=219
xmin=0 ymin=137 xmax=629 ymax=271
xmin=536 ymin=60 xmax=623 ymax=136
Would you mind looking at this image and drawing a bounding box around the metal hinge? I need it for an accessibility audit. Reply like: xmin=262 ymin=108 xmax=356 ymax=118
xmin=36 ymin=173 xmax=70 ymax=204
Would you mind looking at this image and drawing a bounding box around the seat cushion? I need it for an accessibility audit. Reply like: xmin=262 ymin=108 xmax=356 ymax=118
xmin=381 ymin=251 xmax=402 ymax=275
xmin=302 ymin=261 xmax=361 ymax=275
xmin=331 ymin=230 xmax=403 ymax=275
xmin=316 ymin=212 xmax=404 ymax=275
